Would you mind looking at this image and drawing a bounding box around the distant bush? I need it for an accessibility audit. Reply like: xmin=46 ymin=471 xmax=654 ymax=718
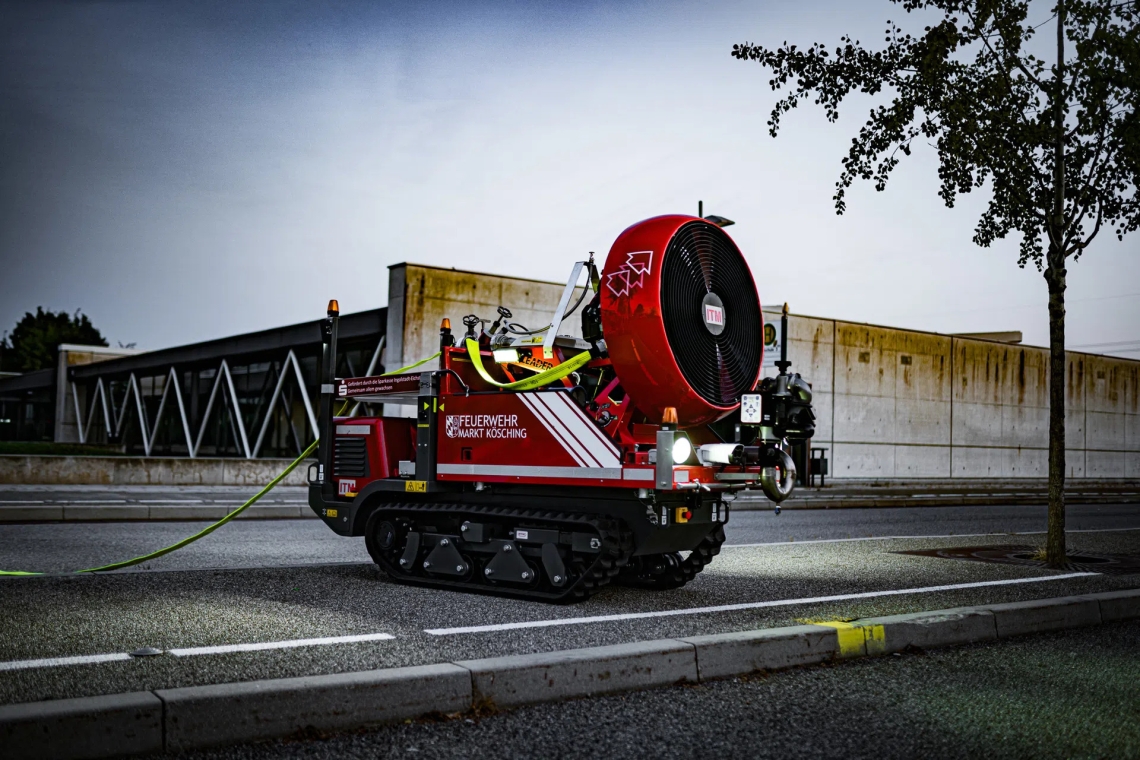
xmin=1 ymin=307 xmax=108 ymax=372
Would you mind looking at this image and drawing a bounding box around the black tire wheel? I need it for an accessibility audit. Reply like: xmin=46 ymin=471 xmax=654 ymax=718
xmin=364 ymin=510 xmax=403 ymax=572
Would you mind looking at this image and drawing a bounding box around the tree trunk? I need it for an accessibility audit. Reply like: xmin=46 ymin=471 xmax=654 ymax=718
xmin=1045 ymin=257 xmax=1067 ymax=566
xmin=1045 ymin=0 xmax=1068 ymax=567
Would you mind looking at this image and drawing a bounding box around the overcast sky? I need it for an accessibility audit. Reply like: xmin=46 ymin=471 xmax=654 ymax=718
xmin=1 ymin=0 xmax=1136 ymax=356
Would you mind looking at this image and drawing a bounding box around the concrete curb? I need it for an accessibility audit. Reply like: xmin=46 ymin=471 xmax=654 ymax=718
xmin=455 ymin=639 xmax=697 ymax=709
xmin=0 ymin=691 xmax=162 ymax=760
xmin=157 ymin=663 xmax=471 ymax=752
xmin=2 ymin=588 xmax=1137 ymax=759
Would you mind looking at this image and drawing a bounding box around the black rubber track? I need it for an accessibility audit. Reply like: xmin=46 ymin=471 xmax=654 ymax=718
xmin=614 ymin=524 xmax=726 ymax=590
xmin=364 ymin=503 xmax=634 ymax=604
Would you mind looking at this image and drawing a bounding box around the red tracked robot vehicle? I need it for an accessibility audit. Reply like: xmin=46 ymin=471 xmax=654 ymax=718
xmin=308 ymin=214 xmax=815 ymax=602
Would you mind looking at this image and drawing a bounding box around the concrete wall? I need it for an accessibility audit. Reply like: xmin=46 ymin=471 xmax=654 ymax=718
xmin=383 ymin=266 xmax=1138 ymax=480
xmin=386 ymin=263 xmax=587 ymax=369
xmin=768 ymin=310 xmax=1140 ymax=480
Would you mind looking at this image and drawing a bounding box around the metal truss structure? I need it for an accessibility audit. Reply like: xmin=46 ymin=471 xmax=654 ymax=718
xmin=70 ymin=338 xmax=384 ymax=459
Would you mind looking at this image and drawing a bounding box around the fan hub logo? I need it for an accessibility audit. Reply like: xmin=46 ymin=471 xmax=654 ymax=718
xmin=701 ymin=293 xmax=726 ymax=335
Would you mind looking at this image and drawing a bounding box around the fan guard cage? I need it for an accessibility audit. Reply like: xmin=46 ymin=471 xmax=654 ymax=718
xmin=660 ymin=221 xmax=762 ymax=406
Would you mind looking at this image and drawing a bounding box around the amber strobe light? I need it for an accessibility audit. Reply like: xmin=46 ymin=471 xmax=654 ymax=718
xmin=327 ymin=299 xmax=340 ymax=317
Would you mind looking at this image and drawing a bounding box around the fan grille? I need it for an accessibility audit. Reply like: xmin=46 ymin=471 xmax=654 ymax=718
xmin=660 ymin=221 xmax=762 ymax=407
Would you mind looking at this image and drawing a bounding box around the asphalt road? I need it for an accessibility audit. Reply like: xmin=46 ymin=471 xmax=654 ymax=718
xmin=1 ymin=503 xmax=1138 ymax=574
xmin=180 ymin=621 xmax=1140 ymax=760
xmin=0 ymin=497 xmax=1137 ymax=709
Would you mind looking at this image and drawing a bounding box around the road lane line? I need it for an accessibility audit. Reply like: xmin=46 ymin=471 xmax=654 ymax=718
xmin=47 ymin=500 xmax=128 ymax=505
xmin=423 ymin=572 xmax=1098 ymax=636
xmin=137 ymin=500 xmax=204 ymax=504
xmin=0 ymin=633 xmax=397 ymax=672
xmin=0 ymin=501 xmax=45 ymax=505
xmin=168 ymin=632 xmax=395 ymax=656
xmin=0 ymin=653 xmax=132 ymax=672
xmin=722 ymin=526 xmax=1140 ymax=548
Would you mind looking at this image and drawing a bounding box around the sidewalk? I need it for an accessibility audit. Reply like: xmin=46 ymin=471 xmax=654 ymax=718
xmin=0 ymin=486 xmax=313 ymax=522
xmin=736 ymin=479 xmax=1140 ymax=510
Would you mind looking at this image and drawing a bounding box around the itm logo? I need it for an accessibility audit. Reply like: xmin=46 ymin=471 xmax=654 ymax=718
xmin=338 ymin=479 xmax=356 ymax=495
xmin=604 ymin=251 xmax=653 ymax=297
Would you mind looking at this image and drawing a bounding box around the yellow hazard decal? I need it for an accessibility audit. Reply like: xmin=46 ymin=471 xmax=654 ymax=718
xmin=325 ymin=508 xmax=338 ymax=518
xmin=405 ymin=480 xmax=427 ymax=492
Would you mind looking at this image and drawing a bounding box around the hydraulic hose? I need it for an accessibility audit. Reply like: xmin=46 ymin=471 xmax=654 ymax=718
xmin=464 ymin=338 xmax=591 ymax=391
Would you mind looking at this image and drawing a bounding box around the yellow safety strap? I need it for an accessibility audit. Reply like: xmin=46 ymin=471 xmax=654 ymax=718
xmin=1 ymin=351 xmax=443 ymax=577
xmin=464 ymin=338 xmax=591 ymax=391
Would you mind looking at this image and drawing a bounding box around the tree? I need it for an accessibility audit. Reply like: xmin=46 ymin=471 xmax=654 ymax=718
xmin=2 ymin=307 xmax=108 ymax=372
xmin=733 ymin=0 xmax=1138 ymax=565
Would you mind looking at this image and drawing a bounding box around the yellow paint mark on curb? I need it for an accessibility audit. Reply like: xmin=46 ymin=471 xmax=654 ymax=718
xmin=814 ymin=621 xmax=887 ymax=657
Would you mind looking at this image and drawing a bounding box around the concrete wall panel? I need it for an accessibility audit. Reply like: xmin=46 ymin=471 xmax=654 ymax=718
xmin=783 ymin=315 xmax=835 ymax=393
xmin=895 ymin=399 xmax=950 ymax=445
xmin=810 ymin=391 xmax=834 ymax=443
xmin=1000 ymin=404 xmax=1049 ymax=448
xmin=953 ymin=402 xmax=1005 ymax=447
xmin=895 ymin=445 xmax=951 ymax=478
xmin=951 ymin=446 xmax=1005 ymax=478
xmin=1086 ymin=411 xmax=1125 ymax=451
xmin=834 ymin=395 xmax=895 ymax=443
xmin=1086 ymin=451 xmax=1125 ymax=479
xmin=831 ymin=443 xmax=895 ymax=478
xmin=1126 ymin=451 xmax=1140 ymax=478
xmin=1003 ymin=446 xmax=1050 ymax=478
xmin=1127 ymin=415 xmax=1140 ymax=452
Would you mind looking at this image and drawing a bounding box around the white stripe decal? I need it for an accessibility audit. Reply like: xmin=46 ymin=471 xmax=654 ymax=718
xmin=518 ymin=394 xmax=590 ymax=467
xmin=423 ymin=573 xmax=1099 ymax=635
xmin=531 ymin=393 xmax=617 ymax=467
xmin=548 ymin=391 xmax=620 ymax=460
xmin=524 ymin=393 xmax=601 ymax=467
xmin=169 ymin=633 xmax=395 ymax=657
xmin=437 ymin=464 xmax=622 ymax=479
xmin=0 ymin=653 xmax=131 ymax=672
xmin=532 ymin=392 xmax=605 ymax=466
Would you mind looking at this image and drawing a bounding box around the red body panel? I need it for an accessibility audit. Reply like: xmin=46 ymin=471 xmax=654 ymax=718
xmin=599 ymin=214 xmax=763 ymax=427
xmin=331 ymin=417 xmax=415 ymax=497
xmin=436 ymin=392 xmax=651 ymax=488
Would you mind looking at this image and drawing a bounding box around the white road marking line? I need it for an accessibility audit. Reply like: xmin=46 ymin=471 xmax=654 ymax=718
xmin=0 ymin=653 xmax=132 ymax=672
xmin=168 ymin=632 xmax=395 ymax=656
xmin=722 ymin=526 xmax=1140 ymax=548
xmin=0 ymin=633 xmax=397 ymax=672
xmin=0 ymin=500 xmax=45 ymax=505
xmin=137 ymin=500 xmax=204 ymax=504
xmin=55 ymin=500 xmax=129 ymax=505
xmin=423 ymin=573 xmax=1098 ymax=636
